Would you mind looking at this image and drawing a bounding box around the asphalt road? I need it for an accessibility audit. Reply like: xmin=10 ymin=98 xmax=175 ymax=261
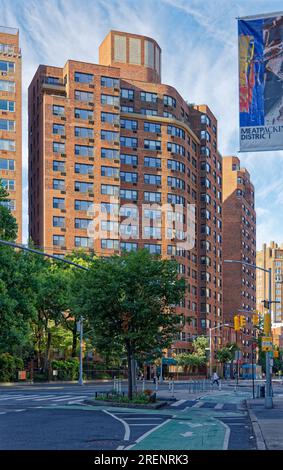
xmin=0 ymin=381 xmax=281 ymax=450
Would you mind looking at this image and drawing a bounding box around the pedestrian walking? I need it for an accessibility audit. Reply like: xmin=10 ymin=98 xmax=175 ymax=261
xmin=211 ymin=372 xmax=220 ymax=387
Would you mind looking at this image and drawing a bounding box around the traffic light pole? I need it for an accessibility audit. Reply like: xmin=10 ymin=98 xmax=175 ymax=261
xmin=224 ymin=260 xmax=273 ymax=409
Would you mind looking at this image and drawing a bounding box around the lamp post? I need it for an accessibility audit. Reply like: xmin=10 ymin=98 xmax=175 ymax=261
xmin=224 ymin=259 xmax=273 ymax=409
xmin=209 ymin=323 xmax=230 ymax=378
xmin=0 ymin=239 xmax=88 ymax=387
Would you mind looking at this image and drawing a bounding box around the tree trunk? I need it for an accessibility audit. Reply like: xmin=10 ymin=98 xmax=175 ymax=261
xmin=71 ymin=325 xmax=77 ymax=357
xmin=126 ymin=344 xmax=133 ymax=401
xmin=43 ymin=330 xmax=52 ymax=372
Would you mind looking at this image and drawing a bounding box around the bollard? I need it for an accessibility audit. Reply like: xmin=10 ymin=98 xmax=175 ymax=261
xmin=171 ymin=380 xmax=175 ymax=397
xmin=142 ymin=379 xmax=145 ymax=392
xmin=218 ymin=379 xmax=222 ymax=391
xmin=155 ymin=377 xmax=158 ymax=391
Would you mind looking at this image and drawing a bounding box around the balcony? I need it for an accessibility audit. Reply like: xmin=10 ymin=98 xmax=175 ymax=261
xmin=41 ymin=77 xmax=66 ymax=95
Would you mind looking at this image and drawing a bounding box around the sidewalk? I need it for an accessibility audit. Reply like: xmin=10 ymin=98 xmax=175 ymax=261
xmin=247 ymin=396 xmax=283 ymax=450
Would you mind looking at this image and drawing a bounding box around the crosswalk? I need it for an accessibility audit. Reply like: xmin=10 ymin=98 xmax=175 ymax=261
xmin=0 ymin=393 xmax=88 ymax=406
xmin=170 ymin=399 xmax=237 ymax=411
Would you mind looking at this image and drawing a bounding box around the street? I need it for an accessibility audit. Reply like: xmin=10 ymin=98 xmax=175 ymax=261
xmin=1 ymin=380 xmax=279 ymax=450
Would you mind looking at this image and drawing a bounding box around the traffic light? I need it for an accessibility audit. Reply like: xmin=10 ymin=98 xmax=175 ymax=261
xmin=264 ymin=313 xmax=271 ymax=335
xmin=234 ymin=315 xmax=240 ymax=331
xmin=252 ymin=314 xmax=259 ymax=326
xmin=274 ymin=350 xmax=279 ymax=358
xmin=240 ymin=316 xmax=246 ymax=328
xmin=263 ymin=300 xmax=270 ymax=309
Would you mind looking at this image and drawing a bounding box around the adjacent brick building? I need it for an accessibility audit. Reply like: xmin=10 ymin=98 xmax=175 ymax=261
xmin=0 ymin=26 xmax=22 ymax=241
xmin=257 ymin=241 xmax=283 ymax=347
xmin=222 ymin=156 xmax=256 ymax=363
xmin=28 ymin=30 xmax=223 ymax=356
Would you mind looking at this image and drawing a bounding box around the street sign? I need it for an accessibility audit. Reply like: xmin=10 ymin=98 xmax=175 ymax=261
xmin=262 ymin=336 xmax=272 ymax=352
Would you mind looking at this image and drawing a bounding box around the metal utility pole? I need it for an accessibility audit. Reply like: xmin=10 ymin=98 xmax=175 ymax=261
xmin=78 ymin=317 xmax=84 ymax=386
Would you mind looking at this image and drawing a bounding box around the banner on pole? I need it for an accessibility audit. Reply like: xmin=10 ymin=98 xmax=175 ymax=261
xmin=238 ymin=12 xmax=283 ymax=151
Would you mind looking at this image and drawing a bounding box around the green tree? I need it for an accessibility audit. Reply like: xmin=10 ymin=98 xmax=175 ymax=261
xmin=176 ymin=336 xmax=208 ymax=374
xmin=73 ymin=249 xmax=186 ymax=399
xmin=0 ymin=180 xmax=18 ymax=240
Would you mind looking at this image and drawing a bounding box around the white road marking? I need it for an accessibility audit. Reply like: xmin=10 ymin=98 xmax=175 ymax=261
xmin=214 ymin=403 xmax=224 ymax=409
xmin=180 ymin=431 xmax=193 ymax=437
xmin=103 ymin=409 xmax=130 ymax=441
xmin=124 ymin=417 xmax=162 ymax=420
xmin=48 ymin=396 xmax=74 ymax=402
xmin=11 ymin=395 xmax=43 ymax=401
xmin=33 ymin=395 xmax=71 ymax=402
xmin=129 ymin=423 xmax=161 ymax=426
xmin=0 ymin=412 xmax=6 ymax=414
xmin=14 ymin=409 xmax=25 ymax=412
xmin=124 ymin=418 xmax=172 ymax=450
xmin=170 ymin=399 xmax=187 ymax=407
xmin=191 ymin=401 xmax=204 ymax=408
xmin=215 ymin=418 xmax=230 ymax=450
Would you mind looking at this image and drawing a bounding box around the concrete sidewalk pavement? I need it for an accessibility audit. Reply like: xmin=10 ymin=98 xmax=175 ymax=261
xmin=247 ymin=396 xmax=283 ymax=450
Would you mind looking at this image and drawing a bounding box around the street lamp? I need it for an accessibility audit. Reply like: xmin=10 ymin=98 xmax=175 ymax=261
xmin=0 ymin=239 xmax=88 ymax=387
xmin=209 ymin=323 xmax=230 ymax=378
xmin=224 ymin=259 xmax=273 ymax=409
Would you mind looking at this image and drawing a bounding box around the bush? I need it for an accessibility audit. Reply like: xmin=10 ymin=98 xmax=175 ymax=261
xmin=51 ymin=358 xmax=79 ymax=381
xmin=0 ymin=353 xmax=24 ymax=382
xmin=95 ymin=373 xmax=111 ymax=379
xmin=95 ymin=390 xmax=156 ymax=404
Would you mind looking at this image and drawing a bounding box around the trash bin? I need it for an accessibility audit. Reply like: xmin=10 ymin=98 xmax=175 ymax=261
xmin=260 ymin=385 xmax=265 ymax=398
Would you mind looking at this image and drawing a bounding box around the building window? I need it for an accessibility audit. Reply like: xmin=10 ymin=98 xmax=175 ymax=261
xmin=53 ymin=142 xmax=65 ymax=154
xmin=1 ymin=179 xmax=15 ymax=191
xmin=0 ymin=119 xmax=15 ymax=131
xmin=75 ymin=108 xmax=93 ymax=120
xmin=144 ymin=191 xmax=161 ymax=203
xmin=101 ymin=94 xmax=120 ymax=106
xmin=101 ymin=166 xmax=119 ymax=178
xmin=101 ymin=76 xmax=120 ymax=88
xmin=75 ymin=218 xmax=91 ymax=229
xmin=101 ymin=148 xmax=119 ymax=159
xmin=167 ymin=176 xmax=185 ymax=189
xmin=164 ymin=95 xmax=176 ymax=107
xmin=120 ymin=242 xmax=138 ymax=252
xmin=167 ymin=125 xmax=185 ymax=139
xmin=101 ymin=184 xmax=119 ymax=196
xmin=75 ymin=236 xmax=92 ymax=248
xmin=53 ymin=179 xmax=65 ymax=191
xmin=163 ymin=111 xmax=174 ymax=118
xmin=53 ymin=216 xmax=65 ymax=227
xmin=121 ymin=88 xmax=134 ymax=100
xmin=144 ymin=139 xmax=161 ymax=150
xmin=167 ymin=159 xmax=185 ymax=172
xmin=75 ymin=200 xmax=93 ymax=211
xmin=53 ymin=235 xmax=65 ymax=246
xmin=75 ymin=181 xmax=93 ymax=193
xmin=52 ymin=105 xmax=65 ymax=116
xmin=121 ymin=105 xmax=134 ymax=113
xmin=1 ymin=158 xmax=15 ymax=171
xmin=140 ymin=91 xmax=157 ymax=103
xmin=144 ymin=156 xmax=161 ymax=168
xmin=0 ymin=199 xmax=15 ymax=211
xmin=120 ymin=154 xmax=138 ymax=165
xmin=167 ymin=193 xmax=185 ymax=205
xmin=0 ymin=60 xmax=15 ymax=73
xmin=0 ymin=139 xmax=15 ymax=151
xmin=53 ymin=197 xmax=65 ymax=209
xmin=144 ymin=122 xmax=161 ymax=133
xmin=120 ymin=189 xmax=138 ymax=200
xmin=101 ymin=129 xmax=119 ymax=141
xmin=74 ymin=72 xmax=93 ymax=83
xmin=120 ymin=119 xmax=138 ymax=130
xmin=0 ymin=100 xmax=15 ymax=112
xmin=75 ymin=127 xmax=94 ymax=138
xmin=53 ymin=123 xmax=65 ymax=135
xmin=144 ymin=226 xmax=161 ymax=239
xmin=0 ymin=80 xmax=15 ymax=92
xmin=120 ymin=136 xmax=138 ymax=148
xmin=120 ymin=171 xmax=138 ymax=183
xmin=141 ymin=108 xmax=158 ymax=116
xmin=144 ymin=244 xmax=161 ymax=254
xmin=75 ymin=144 xmax=93 ymax=156
xmin=53 ymin=160 xmax=65 ymax=172
xmin=101 ymin=112 xmax=119 ymax=124
xmin=75 ymin=163 xmax=93 ymax=174
xmin=75 ymin=90 xmax=94 ymax=101
xmin=144 ymin=174 xmax=161 ymax=185
xmin=101 ymin=239 xmax=119 ymax=250
xmin=167 ymin=142 xmax=185 ymax=156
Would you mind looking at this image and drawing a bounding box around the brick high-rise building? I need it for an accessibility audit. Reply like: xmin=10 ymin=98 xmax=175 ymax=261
xmin=222 ymin=156 xmax=256 ymax=363
xmin=257 ymin=241 xmax=283 ymax=327
xmin=28 ymin=30 xmax=223 ymax=356
xmin=0 ymin=26 xmax=22 ymax=241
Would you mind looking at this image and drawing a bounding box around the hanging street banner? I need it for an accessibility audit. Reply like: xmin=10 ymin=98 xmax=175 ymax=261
xmin=238 ymin=12 xmax=283 ymax=151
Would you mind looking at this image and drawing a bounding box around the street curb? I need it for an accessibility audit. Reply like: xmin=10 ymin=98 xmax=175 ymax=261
xmin=246 ymin=400 xmax=266 ymax=450
xmin=83 ymin=399 xmax=168 ymax=409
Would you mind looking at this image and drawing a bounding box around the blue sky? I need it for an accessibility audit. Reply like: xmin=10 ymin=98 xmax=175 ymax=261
xmin=1 ymin=0 xmax=283 ymax=248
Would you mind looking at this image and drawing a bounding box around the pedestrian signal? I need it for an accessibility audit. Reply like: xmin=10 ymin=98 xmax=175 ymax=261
xmin=252 ymin=314 xmax=259 ymax=325
xmin=240 ymin=316 xmax=246 ymax=327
